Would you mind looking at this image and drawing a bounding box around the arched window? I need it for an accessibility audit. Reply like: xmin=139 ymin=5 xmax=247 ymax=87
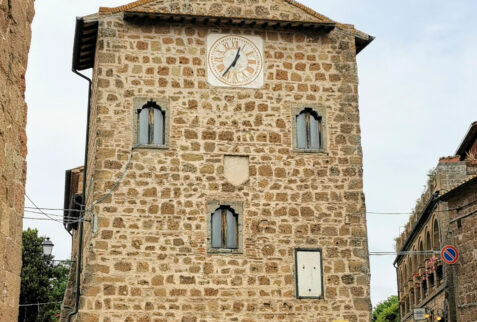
xmin=433 ymin=219 xmax=440 ymax=250
xmin=296 ymin=108 xmax=322 ymax=150
xmin=211 ymin=206 xmax=238 ymax=249
xmin=419 ymin=240 xmax=424 ymax=268
xmin=413 ymin=248 xmax=418 ymax=272
xmin=426 ymin=231 xmax=432 ymax=251
xmin=138 ymin=100 xmax=165 ymax=145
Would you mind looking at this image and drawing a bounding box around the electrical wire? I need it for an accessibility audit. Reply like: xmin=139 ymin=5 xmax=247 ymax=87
xmin=18 ymin=301 xmax=62 ymax=307
xmin=83 ymin=148 xmax=136 ymax=219
xmin=23 ymin=194 xmax=87 ymax=224
xmin=22 ymin=216 xmax=85 ymax=223
xmin=24 ymin=209 xmax=80 ymax=219
xmin=369 ymin=251 xmax=440 ymax=256
xmin=24 ymin=206 xmax=82 ymax=212
xmin=24 ymin=193 xmax=66 ymax=224
xmin=366 ymin=199 xmax=477 ymax=216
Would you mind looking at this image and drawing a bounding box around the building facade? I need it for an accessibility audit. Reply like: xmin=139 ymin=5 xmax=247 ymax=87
xmin=0 ymin=1 xmax=35 ymax=321
xmin=395 ymin=122 xmax=477 ymax=322
xmin=63 ymin=1 xmax=374 ymax=321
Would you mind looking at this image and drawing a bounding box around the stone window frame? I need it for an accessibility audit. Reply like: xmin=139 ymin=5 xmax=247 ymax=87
xmin=132 ymin=97 xmax=170 ymax=149
xmin=206 ymin=200 xmax=243 ymax=254
xmin=291 ymin=105 xmax=327 ymax=154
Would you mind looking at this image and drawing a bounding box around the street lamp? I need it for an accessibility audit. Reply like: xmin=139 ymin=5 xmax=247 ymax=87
xmin=41 ymin=237 xmax=54 ymax=256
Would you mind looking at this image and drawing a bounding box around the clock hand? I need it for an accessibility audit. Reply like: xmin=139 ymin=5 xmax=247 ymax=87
xmin=222 ymin=47 xmax=241 ymax=77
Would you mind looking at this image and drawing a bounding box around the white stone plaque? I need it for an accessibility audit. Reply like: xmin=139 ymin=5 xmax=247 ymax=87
xmin=295 ymin=249 xmax=323 ymax=298
xmin=224 ymin=155 xmax=249 ymax=186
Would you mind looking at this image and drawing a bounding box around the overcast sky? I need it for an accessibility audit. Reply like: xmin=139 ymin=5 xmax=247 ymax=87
xmin=24 ymin=0 xmax=476 ymax=307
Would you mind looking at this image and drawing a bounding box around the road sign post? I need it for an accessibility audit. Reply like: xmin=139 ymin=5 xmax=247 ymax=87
xmin=441 ymin=245 xmax=459 ymax=265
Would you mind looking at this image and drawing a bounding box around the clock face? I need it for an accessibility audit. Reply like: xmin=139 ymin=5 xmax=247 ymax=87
xmin=207 ymin=34 xmax=264 ymax=88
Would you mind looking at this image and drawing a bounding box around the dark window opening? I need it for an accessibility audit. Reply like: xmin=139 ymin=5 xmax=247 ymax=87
xmin=211 ymin=206 xmax=238 ymax=249
xmin=436 ymin=265 xmax=443 ymax=283
xmin=296 ymin=108 xmax=322 ymax=150
xmin=138 ymin=100 xmax=165 ymax=145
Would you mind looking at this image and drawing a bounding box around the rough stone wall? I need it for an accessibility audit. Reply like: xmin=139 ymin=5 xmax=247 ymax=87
xmin=435 ymin=160 xmax=468 ymax=193
xmin=0 ymin=0 xmax=34 ymax=321
xmin=444 ymin=181 xmax=477 ymax=322
xmin=72 ymin=13 xmax=371 ymax=322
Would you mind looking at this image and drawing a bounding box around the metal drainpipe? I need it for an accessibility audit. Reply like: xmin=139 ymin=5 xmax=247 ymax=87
xmin=67 ymin=68 xmax=91 ymax=322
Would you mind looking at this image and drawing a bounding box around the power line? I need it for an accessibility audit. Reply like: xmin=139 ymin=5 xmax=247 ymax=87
xmin=367 ymin=212 xmax=412 ymax=215
xmin=366 ymin=199 xmax=477 ymax=216
xmin=23 ymin=209 xmax=81 ymax=221
xmin=24 ymin=206 xmax=81 ymax=212
xmin=24 ymin=209 xmax=76 ymax=218
xmin=19 ymin=301 xmax=62 ymax=307
xmin=22 ymin=216 xmax=84 ymax=223
xmin=24 ymin=193 xmax=65 ymax=224
xmin=369 ymin=250 xmax=440 ymax=256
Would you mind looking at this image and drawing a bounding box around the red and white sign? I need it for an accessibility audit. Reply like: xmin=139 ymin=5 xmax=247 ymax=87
xmin=441 ymin=245 xmax=459 ymax=265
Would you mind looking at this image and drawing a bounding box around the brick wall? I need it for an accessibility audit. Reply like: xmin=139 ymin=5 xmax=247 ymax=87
xmin=0 ymin=0 xmax=35 ymax=320
xmin=67 ymin=4 xmax=372 ymax=321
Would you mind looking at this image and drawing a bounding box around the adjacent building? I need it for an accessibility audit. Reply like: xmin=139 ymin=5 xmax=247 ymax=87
xmin=62 ymin=0 xmax=374 ymax=320
xmin=395 ymin=121 xmax=477 ymax=321
xmin=0 ymin=1 xmax=35 ymax=321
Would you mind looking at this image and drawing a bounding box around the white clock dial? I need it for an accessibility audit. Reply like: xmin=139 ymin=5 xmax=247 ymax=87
xmin=207 ymin=34 xmax=264 ymax=88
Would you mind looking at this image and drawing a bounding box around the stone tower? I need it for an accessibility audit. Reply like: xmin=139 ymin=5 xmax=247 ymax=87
xmin=0 ymin=1 xmax=35 ymax=320
xmin=64 ymin=1 xmax=373 ymax=321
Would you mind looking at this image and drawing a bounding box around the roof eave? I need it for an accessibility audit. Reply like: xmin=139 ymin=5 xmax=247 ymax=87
xmin=456 ymin=121 xmax=477 ymax=160
xmin=355 ymin=34 xmax=374 ymax=54
xmin=72 ymin=17 xmax=99 ymax=71
xmin=122 ymin=11 xmax=336 ymax=32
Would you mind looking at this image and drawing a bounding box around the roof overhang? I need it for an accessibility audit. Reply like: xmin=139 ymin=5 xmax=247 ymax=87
xmin=123 ymin=11 xmax=336 ymax=32
xmin=72 ymin=17 xmax=99 ymax=71
xmin=355 ymin=33 xmax=374 ymax=54
xmin=456 ymin=121 xmax=477 ymax=160
xmin=72 ymin=10 xmax=374 ymax=71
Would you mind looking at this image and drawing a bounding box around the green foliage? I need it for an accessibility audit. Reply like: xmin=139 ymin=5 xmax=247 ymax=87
xmin=373 ymin=295 xmax=400 ymax=322
xmin=18 ymin=228 xmax=70 ymax=322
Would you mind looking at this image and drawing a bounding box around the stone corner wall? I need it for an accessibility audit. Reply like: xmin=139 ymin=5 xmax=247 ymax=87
xmin=0 ymin=0 xmax=35 ymax=320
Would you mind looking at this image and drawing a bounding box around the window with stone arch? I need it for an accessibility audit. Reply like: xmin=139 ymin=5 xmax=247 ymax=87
xmin=292 ymin=105 xmax=327 ymax=153
xmin=403 ymin=263 xmax=407 ymax=282
xmin=138 ymin=100 xmax=165 ymax=145
xmin=134 ymin=97 xmax=169 ymax=148
xmin=206 ymin=201 xmax=243 ymax=254
xmin=432 ymin=219 xmax=440 ymax=250
xmin=425 ymin=230 xmax=432 ymax=251
xmin=211 ymin=206 xmax=238 ymax=249
xmin=418 ymin=240 xmax=424 ymax=268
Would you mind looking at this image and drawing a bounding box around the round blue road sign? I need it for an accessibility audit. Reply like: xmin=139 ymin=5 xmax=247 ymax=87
xmin=441 ymin=245 xmax=459 ymax=265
